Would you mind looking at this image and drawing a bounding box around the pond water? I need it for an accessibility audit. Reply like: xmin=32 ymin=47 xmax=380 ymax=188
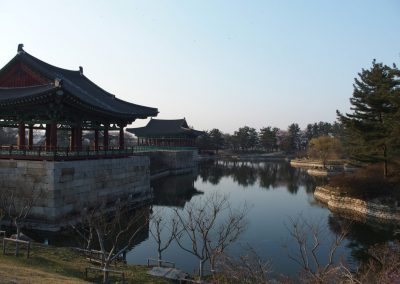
xmin=126 ymin=160 xmax=400 ymax=277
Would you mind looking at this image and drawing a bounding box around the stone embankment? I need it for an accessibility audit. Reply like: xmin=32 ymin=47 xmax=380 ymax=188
xmin=0 ymin=157 xmax=151 ymax=231
xmin=314 ymin=186 xmax=400 ymax=223
xmin=146 ymin=150 xmax=198 ymax=180
xmin=290 ymin=160 xmax=357 ymax=177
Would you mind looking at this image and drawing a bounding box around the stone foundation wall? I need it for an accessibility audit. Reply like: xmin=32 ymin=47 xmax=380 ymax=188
xmin=147 ymin=150 xmax=197 ymax=177
xmin=314 ymin=186 xmax=400 ymax=222
xmin=0 ymin=157 xmax=151 ymax=230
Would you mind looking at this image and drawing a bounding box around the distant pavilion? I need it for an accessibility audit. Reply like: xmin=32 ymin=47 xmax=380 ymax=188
xmin=0 ymin=44 xmax=158 ymax=159
xmin=127 ymin=118 xmax=203 ymax=147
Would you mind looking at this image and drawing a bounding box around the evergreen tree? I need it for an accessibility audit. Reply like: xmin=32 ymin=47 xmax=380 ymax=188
xmin=337 ymin=60 xmax=400 ymax=178
xmin=259 ymin=126 xmax=279 ymax=152
xmin=209 ymin=128 xmax=224 ymax=153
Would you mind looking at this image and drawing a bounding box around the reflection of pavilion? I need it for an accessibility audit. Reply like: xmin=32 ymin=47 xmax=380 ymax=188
xmin=127 ymin=118 xmax=203 ymax=147
xmin=152 ymin=174 xmax=203 ymax=208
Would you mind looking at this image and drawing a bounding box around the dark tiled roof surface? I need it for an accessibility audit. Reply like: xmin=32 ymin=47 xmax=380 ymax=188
xmin=0 ymin=84 xmax=57 ymax=101
xmin=127 ymin=118 xmax=204 ymax=137
xmin=0 ymin=48 xmax=158 ymax=118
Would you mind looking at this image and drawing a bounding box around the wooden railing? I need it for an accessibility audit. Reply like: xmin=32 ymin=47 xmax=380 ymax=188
xmin=0 ymin=145 xmax=196 ymax=161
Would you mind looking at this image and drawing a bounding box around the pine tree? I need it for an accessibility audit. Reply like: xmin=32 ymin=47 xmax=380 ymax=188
xmin=337 ymin=60 xmax=400 ymax=178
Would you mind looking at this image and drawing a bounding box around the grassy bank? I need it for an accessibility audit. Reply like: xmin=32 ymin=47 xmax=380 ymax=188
xmin=0 ymin=242 xmax=172 ymax=283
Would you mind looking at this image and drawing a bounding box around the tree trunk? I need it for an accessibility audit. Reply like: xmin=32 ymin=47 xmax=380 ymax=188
xmin=15 ymin=220 xmax=20 ymax=256
xmin=103 ymin=264 xmax=110 ymax=284
xmin=199 ymin=259 xmax=206 ymax=280
xmin=383 ymin=144 xmax=388 ymax=178
xmin=158 ymin=250 xmax=162 ymax=266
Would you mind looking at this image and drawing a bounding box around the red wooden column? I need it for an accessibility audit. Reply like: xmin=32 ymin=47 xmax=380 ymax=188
xmin=94 ymin=129 xmax=99 ymax=151
xmin=75 ymin=125 xmax=82 ymax=151
xmin=70 ymin=127 xmax=76 ymax=151
xmin=28 ymin=125 xmax=33 ymax=150
xmin=50 ymin=122 xmax=57 ymax=151
xmin=103 ymin=125 xmax=109 ymax=150
xmin=45 ymin=124 xmax=51 ymax=151
xmin=17 ymin=122 xmax=26 ymax=150
xmin=119 ymin=125 xmax=125 ymax=150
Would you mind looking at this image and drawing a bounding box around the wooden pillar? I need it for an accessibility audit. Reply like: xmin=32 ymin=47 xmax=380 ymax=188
xmin=45 ymin=124 xmax=51 ymax=151
xmin=17 ymin=122 xmax=26 ymax=150
xmin=28 ymin=125 xmax=33 ymax=150
xmin=50 ymin=122 xmax=57 ymax=151
xmin=104 ymin=125 xmax=109 ymax=150
xmin=75 ymin=125 xmax=82 ymax=151
xmin=119 ymin=125 xmax=125 ymax=150
xmin=94 ymin=129 xmax=99 ymax=151
xmin=70 ymin=127 xmax=76 ymax=151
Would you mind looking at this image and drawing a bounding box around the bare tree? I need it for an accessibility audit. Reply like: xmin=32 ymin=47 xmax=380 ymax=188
xmin=173 ymin=191 xmax=249 ymax=280
xmin=1 ymin=187 xmax=43 ymax=256
xmin=149 ymin=207 xmax=178 ymax=266
xmin=355 ymin=240 xmax=400 ymax=284
xmin=71 ymin=206 xmax=96 ymax=250
xmin=78 ymin=197 xmax=149 ymax=283
xmin=285 ymin=216 xmax=350 ymax=283
xmin=216 ymin=246 xmax=273 ymax=284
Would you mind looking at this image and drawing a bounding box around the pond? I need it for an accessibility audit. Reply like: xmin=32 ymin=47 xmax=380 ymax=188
xmin=126 ymin=160 xmax=400 ymax=277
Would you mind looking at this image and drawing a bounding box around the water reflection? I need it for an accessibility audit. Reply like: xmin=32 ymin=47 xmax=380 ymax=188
xmin=9 ymin=160 xmax=398 ymax=277
xmin=21 ymin=205 xmax=151 ymax=252
xmin=152 ymin=173 xmax=203 ymax=208
xmin=328 ymin=214 xmax=400 ymax=265
xmin=198 ymin=160 xmax=319 ymax=194
xmin=135 ymin=160 xmax=398 ymax=276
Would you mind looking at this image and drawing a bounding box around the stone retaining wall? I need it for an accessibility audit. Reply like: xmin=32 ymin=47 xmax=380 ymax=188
xmin=147 ymin=150 xmax=197 ymax=177
xmin=314 ymin=186 xmax=400 ymax=222
xmin=0 ymin=156 xmax=151 ymax=230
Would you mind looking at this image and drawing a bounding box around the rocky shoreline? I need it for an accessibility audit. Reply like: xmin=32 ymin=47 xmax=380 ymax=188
xmin=314 ymin=186 xmax=400 ymax=223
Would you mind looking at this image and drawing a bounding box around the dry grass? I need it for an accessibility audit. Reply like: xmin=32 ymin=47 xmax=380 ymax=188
xmin=0 ymin=261 xmax=86 ymax=284
xmin=0 ymin=242 xmax=172 ymax=283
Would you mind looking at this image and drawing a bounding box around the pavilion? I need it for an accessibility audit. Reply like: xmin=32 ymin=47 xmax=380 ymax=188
xmin=127 ymin=118 xmax=203 ymax=147
xmin=0 ymin=44 xmax=158 ymax=159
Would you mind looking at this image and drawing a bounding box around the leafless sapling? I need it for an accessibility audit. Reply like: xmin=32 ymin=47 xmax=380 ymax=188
xmin=285 ymin=216 xmax=350 ymax=283
xmin=149 ymin=207 xmax=178 ymax=266
xmin=2 ymin=187 xmax=43 ymax=256
xmin=173 ymin=191 xmax=249 ymax=280
xmin=216 ymin=245 xmax=273 ymax=284
xmin=78 ymin=197 xmax=149 ymax=284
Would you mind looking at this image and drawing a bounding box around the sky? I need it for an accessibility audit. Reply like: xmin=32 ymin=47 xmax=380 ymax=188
xmin=0 ymin=0 xmax=399 ymax=133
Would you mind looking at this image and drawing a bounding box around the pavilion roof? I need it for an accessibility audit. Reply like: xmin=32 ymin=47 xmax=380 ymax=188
xmin=0 ymin=84 xmax=58 ymax=102
xmin=127 ymin=118 xmax=204 ymax=137
xmin=0 ymin=45 xmax=158 ymax=119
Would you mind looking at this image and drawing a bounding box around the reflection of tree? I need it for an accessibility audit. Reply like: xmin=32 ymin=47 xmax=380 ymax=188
xmin=199 ymin=160 xmax=316 ymax=194
xmin=327 ymin=214 xmax=400 ymax=265
xmin=232 ymin=164 xmax=257 ymax=187
xmin=152 ymin=174 xmax=203 ymax=208
xmin=258 ymin=163 xmax=278 ymax=188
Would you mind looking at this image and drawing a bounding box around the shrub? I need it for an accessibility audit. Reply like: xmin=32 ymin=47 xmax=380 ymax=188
xmin=329 ymin=163 xmax=400 ymax=200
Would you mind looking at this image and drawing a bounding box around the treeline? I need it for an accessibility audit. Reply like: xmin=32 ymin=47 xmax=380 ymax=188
xmin=197 ymin=121 xmax=342 ymax=154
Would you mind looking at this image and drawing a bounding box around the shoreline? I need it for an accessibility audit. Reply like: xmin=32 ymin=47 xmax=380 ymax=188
xmin=314 ymin=186 xmax=400 ymax=223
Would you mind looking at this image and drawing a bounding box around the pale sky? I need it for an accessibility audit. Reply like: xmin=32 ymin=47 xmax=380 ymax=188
xmin=0 ymin=0 xmax=399 ymax=133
